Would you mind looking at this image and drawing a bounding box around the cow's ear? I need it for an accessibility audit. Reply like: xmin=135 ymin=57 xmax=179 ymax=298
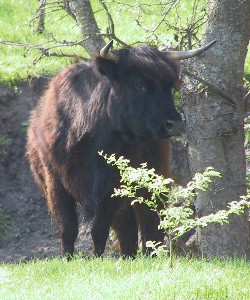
xmin=95 ymin=57 xmax=118 ymax=81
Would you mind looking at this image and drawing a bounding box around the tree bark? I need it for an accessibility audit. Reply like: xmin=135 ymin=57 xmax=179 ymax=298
xmin=170 ymin=139 xmax=191 ymax=186
xmin=181 ymin=0 xmax=250 ymax=257
xmin=67 ymin=0 xmax=105 ymax=55
xmin=36 ymin=0 xmax=46 ymax=33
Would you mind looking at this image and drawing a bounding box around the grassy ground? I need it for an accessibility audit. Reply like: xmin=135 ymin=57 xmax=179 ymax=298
xmin=0 ymin=0 xmax=82 ymax=85
xmin=0 ymin=256 xmax=250 ymax=300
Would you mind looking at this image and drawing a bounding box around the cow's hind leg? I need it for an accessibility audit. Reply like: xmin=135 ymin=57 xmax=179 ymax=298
xmin=134 ymin=203 xmax=164 ymax=254
xmin=46 ymin=175 xmax=78 ymax=259
xmin=112 ymin=205 xmax=138 ymax=257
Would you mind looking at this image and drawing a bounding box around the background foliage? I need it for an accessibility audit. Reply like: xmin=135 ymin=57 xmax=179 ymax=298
xmin=0 ymin=0 xmax=249 ymax=86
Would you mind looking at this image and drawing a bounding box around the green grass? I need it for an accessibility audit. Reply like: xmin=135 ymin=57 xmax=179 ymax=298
xmin=0 ymin=0 xmax=249 ymax=86
xmin=0 ymin=0 xmax=83 ymax=86
xmin=1 ymin=0 xmax=248 ymax=86
xmin=1 ymin=256 xmax=250 ymax=299
xmin=0 ymin=0 xmax=211 ymax=86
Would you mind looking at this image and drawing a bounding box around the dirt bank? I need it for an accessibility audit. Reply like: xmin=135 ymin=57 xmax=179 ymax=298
xmin=0 ymin=80 xmax=98 ymax=262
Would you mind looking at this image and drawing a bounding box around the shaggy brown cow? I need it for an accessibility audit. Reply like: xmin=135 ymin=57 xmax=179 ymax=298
xmin=27 ymin=40 xmax=215 ymax=258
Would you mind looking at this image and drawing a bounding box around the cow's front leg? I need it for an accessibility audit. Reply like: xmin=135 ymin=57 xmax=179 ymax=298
xmin=112 ymin=204 xmax=138 ymax=257
xmin=91 ymin=199 xmax=118 ymax=257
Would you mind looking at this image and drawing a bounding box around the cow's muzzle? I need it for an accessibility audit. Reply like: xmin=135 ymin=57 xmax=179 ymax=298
xmin=156 ymin=119 xmax=183 ymax=138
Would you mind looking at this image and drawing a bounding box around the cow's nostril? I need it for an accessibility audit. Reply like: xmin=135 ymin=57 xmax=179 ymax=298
xmin=166 ymin=120 xmax=174 ymax=131
xmin=150 ymin=120 xmax=183 ymax=138
xmin=164 ymin=120 xmax=183 ymax=136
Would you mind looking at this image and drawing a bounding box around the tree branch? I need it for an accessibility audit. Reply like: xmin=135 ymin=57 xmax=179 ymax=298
xmin=0 ymin=40 xmax=87 ymax=64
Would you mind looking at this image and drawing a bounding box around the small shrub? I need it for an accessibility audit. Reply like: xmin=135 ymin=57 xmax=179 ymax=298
xmin=100 ymin=152 xmax=250 ymax=266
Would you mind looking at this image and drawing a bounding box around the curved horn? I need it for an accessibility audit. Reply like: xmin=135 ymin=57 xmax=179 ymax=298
xmin=166 ymin=40 xmax=216 ymax=60
xmin=100 ymin=40 xmax=118 ymax=62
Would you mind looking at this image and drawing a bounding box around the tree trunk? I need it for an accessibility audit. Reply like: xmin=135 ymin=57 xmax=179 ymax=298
xmin=67 ymin=0 xmax=105 ymax=55
xmin=36 ymin=0 xmax=46 ymax=33
xmin=181 ymin=0 xmax=250 ymax=257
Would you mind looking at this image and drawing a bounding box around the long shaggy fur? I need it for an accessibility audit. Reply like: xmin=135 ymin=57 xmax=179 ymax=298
xmin=27 ymin=44 xmax=181 ymax=257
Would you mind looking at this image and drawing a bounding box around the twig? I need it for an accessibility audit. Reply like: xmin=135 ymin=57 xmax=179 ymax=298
xmin=0 ymin=40 xmax=87 ymax=64
xmin=32 ymin=48 xmax=82 ymax=64
xmin=30 ymin=0 xmax=65 ymax=25
xmin=146 ymin=0 xmax=180 ymax=39
xmin=99 ymin=0 xmax=127 ymax=47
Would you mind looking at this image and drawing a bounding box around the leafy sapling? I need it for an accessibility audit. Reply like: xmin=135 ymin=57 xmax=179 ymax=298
xmin=100 ymin=152 xmax=250 ymax=264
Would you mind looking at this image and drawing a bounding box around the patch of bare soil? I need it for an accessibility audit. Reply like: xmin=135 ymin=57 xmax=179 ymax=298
xmin=0 ymin=79 xmax=104 ymax=262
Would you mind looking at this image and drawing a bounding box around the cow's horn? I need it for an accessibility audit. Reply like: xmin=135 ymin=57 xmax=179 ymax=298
xmin=166 ymin=40 xmax=216 ymax=60
xmin=100 ymin=40 xmax=118 ymax=62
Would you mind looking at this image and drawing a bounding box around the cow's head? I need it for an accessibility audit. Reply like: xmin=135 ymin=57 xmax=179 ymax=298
xmin=96 ymin=40 xmax=215 ymax=142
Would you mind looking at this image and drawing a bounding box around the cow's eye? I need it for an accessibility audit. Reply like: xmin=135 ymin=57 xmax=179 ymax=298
xmin=133 ymin=82 xmax=146 ymax=91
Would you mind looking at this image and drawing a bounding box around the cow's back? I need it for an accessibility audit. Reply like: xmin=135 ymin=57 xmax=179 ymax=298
xmin=27 ymin=63 xmax=109 ymax=199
